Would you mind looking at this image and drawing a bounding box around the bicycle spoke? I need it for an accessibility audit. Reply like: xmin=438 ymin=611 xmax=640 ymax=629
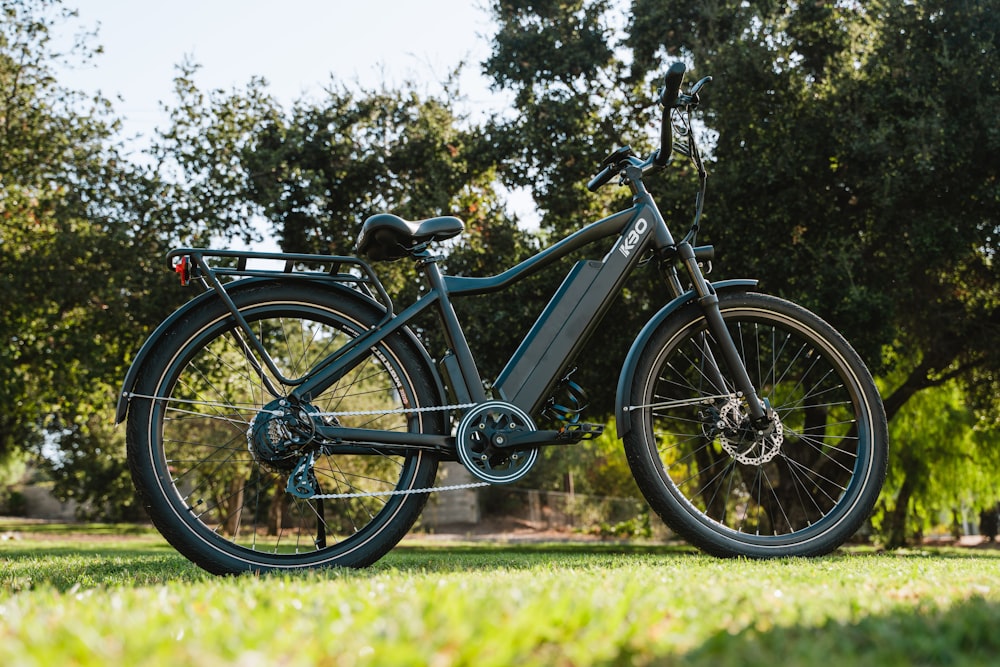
xmin=628 ymin=295 xmax=884 ymax=555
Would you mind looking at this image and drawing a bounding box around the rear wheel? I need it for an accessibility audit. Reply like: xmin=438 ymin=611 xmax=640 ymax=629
xmin=126 ymin=282 xmax=441 ymax=573
xmin=623 ymin=292 xmax=887 ymax=557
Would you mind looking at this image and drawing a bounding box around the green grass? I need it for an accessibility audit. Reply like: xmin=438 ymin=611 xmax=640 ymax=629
xmin=2 ymin=522 xmax=999 ymax=666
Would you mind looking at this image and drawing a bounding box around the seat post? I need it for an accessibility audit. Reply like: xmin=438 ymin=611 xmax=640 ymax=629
xmin=415 ymin=251 xmax=488 ymax=403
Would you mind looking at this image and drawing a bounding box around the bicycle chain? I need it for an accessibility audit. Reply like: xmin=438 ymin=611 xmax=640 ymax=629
xmin=311 ymin=481 xmax=489 ymax=500
xmin=126 ymin=392 xmax=487 ymax=498
xmin=309 ymin=401 xmax=486 ymax=499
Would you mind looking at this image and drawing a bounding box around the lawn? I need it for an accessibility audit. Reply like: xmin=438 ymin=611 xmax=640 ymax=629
xmin=1 ymin=521 xmax=998 ymax=666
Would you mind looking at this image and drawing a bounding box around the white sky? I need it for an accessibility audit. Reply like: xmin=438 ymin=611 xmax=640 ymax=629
xmin=64 ymin=0 xmax=503 ymax=145
xmin=56 ymin=0 xmax=545 ymax=233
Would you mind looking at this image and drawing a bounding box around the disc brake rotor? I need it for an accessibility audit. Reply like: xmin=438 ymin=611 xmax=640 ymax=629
xmin=713 ymin=398 xmax=784 ymax=466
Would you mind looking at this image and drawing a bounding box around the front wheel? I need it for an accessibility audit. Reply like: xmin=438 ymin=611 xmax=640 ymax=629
xmin=623 ymin=292 xmax=887 ymax=557
xmin=126 ymin=281 xmax=442 ymax=573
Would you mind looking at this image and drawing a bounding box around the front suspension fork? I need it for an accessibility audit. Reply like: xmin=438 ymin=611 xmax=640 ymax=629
xmin=667 ymin=243 xmax=771 ymax=423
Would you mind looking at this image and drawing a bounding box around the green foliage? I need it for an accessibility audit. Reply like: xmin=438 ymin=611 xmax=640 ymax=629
xmin=484 ymin=0 xmax=646 ymax=235
xmin=0 ymin=0 xmax=189 ymax=510
xmin=2 ymin=533 xmax=1000 ymax=665
xmin=524 ymin=418 xmax=640 ymax=499
xmin=874 ymin=369 xmax=1000 ymax=547
xmin=0 ymin=450 xmax=29 ymax=514
xmin=4 ymin=0 xmax=1000 ymax=545
xmin=155 ymin=63 xmax=504 ymax=256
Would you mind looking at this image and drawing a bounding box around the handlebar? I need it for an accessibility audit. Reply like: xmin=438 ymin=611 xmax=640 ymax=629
xmin=587 ymin=61 xmax=709 ymax=194
xmin=586 ymin=164 xmax=617 ymax=192
xmin=653 ymin=61 xmax=687 ymax=167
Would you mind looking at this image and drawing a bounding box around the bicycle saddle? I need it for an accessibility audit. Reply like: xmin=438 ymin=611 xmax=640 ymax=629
xmin=356 ymin=213 xmax=465 ymax=261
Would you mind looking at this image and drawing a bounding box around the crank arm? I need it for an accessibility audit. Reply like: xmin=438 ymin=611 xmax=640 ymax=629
xmin=493 ymin=423 xmax=604 ymax=450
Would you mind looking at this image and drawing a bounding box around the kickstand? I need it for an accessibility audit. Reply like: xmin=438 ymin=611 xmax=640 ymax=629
xmin=315 ymin=497 xmax=327 ymax=550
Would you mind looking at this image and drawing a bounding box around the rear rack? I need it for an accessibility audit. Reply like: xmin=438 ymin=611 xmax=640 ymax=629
xmin=164 ymin=247 xmax=397 ymax=389
xmin=167 ymin=247 xmax=394 ymax=317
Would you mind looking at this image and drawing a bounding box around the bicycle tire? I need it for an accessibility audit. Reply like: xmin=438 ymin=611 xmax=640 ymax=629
xmin=623 ymin=292 xmax=887 ymax=557
xmin=126 ymin=281 xmax=442 ymax=573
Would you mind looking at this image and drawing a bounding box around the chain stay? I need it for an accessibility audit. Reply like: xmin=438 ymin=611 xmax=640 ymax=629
xmin=311 ymin=481 xmax=489 ymax=500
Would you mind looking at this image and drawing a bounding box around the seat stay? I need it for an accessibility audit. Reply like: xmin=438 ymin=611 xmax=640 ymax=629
xmin=288 ymin=287 xmax=445 ymax=403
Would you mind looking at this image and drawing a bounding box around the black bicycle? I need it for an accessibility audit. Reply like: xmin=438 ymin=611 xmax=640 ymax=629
xmin=117 ymin=63 xmax=887 ymax=573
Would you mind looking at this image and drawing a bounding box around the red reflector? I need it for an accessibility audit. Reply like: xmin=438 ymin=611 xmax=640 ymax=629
xmin=174 ymin=256 xmax=190 ymax=286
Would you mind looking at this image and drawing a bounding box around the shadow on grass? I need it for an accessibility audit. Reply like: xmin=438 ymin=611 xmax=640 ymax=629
xmin=3 ymin=522 xmax=999 ymax=591
xmin=0 ymin=533 xmax=205 ymax=591
xmin=1 ymin=537 xmax=701 ymax=590
xmin=0 ymin=520 xmax=159 ymax=536
xmin=670 ymin=596 xmax=1000 ymax=667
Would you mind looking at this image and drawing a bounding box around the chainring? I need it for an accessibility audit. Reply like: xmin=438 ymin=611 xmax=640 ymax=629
xmin=455 ymin=401 xmax=539 ymax=484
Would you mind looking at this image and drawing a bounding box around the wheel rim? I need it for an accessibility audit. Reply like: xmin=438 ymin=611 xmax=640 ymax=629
xmin=146 ymin=300 xmax=428 ymax=565
xmin=643 ymin=305 xmax=876 ymax=545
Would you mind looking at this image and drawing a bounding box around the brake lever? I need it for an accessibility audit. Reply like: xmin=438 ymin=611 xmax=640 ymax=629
xmin=675 ymin=76 xmax=714 ymax=110
xmin=689 ymin=75 xmax=713 ymax=97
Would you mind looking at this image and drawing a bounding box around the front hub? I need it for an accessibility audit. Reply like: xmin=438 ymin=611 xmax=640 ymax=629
xmin=706 ymin=398 xmax=784 ymax=466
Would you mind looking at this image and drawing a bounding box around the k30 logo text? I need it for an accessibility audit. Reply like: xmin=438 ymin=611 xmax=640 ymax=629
xmin=618 ymin=217 xmax=649 ymax=258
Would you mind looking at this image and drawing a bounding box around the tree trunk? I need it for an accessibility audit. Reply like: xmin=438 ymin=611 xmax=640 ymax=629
xmin=883 ymin=469 xmax=917 ymax=549
xmin=269 ymin=482 xmax=288 ymax=535
xmin=882 ymin=361 xmax=934 ymax=424
xmin=878 ymin=359 xmax=937 ymax=549
xmin=223 ymin=477 xmax=245 ymax=537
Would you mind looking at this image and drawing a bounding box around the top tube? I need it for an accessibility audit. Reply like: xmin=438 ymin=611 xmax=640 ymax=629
xmin=443 ymin=206 xmax=640 ymax=297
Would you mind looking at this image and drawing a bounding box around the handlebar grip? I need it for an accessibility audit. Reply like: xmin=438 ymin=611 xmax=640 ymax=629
xmin=587 ymin=164 xmax=616 ymax=192
xmin=654 ymin=62 xmax=686 ymax=167
xmin=660 ymin=61 xmax=687 ymax=107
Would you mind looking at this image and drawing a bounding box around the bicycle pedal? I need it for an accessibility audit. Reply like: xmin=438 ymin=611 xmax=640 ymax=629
xmin=557 ymin=422 xmax=604 ymax=442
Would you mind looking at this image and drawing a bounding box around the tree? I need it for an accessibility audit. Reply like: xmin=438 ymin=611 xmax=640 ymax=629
xmin=872 ymin=371 xmax=1000 ymax=544
xmin=485 ymin=0 xmax=1000 ymax=544
xmin=0 ymin=0 xmax=186 ymax=517
xmin=152 ymin=67 xmax=544 ymax=384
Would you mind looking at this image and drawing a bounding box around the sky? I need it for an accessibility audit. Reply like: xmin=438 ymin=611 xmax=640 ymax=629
xmin=62 ymin=0 xmax=503 ymax=146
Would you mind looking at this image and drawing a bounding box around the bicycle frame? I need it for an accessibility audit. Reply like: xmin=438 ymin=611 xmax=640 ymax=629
xmin=118 ymin=160 xmax=769 ymax=454
xmin=317 ymin=201 xmax=659 ymax=412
